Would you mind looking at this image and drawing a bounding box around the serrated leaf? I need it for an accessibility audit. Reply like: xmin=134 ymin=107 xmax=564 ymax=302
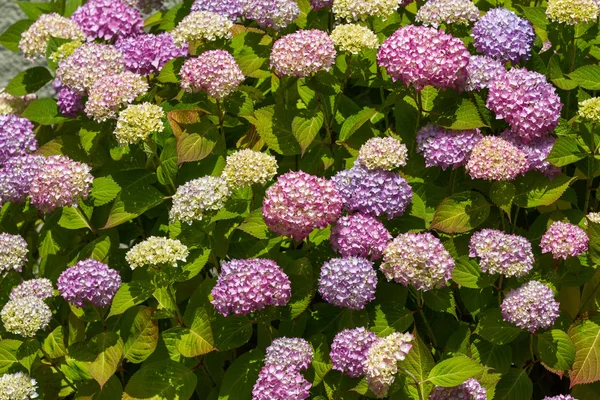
xmin=108 ymin=282 xmax=155 ymax=318
xmin=0 ymin=20 xmax=34 ymax=52
xmin=339 ymin=107 xmax=376 ymax=142
xmin=88 ymin=332 xmax=124 ymax=388
xmin=43 ymin=326 xmax=67 ymax=359
xmin=477 ymin=309 xmax=522 ymax=345
xmin=431 ymin=191 xmax=490 ymax=234
xmin=431 ymin=97 xmax=487 ymax=130
xmin=370 ymin=302 xmax=414 ymax=337
xmin=283 ymin=258 xmax=314 ymax=319
xmin=452 ymin=257 xmax=496 ymax=289
xmin=21 ymin=98 xmax=67 ymax=125
xmin=58 ymin=206 xmax=93 ymax=230
xmin=569 ymin=66 xmax=600 ymax=90
xmin=74 ymin=375 xmax=123 ymax=400
xmin=177 ymin=248 xmax=211 ymax=282
xmin=309 ymin=334 xmax=333 ymax=386
xmin=569 ymin=315 xmax=600 ymax=387
xmin=237 ymin=208 xmax=270 ymax=239
xmin=423 ymin=287 xmax=457 ymax=317
xmin=90 ymin=177 xmax=121 ymax=207
xmin=248 ymin=105 xmax=301 ymax=155
xmin=426 ymin=356 xmax=483 ymax=387
xmin=489 ymin=181 xmax=515 ymax=216
xmin=471 ymin=338 xmax=512 ymax=375
xmin=176 ymin=307 xmax=215 ymax=357
xmin=102 ymin=183 xmax=164 ymax=229
xmin=547 ymin=137 xmax=587 ymax=167
xmin=217 ymin=349 xmax=264 ymax=400
xmin=5 ymin=66 xmax=53 ymax=96
xmin=514 ymin=174 xmax=576 ymax=208
xmin=17 ymin=339 xmax=41 ymax=373
xmin=588 ymin=219 xmax=600 ymax=265
xmin=0 ymin=340 xmax=22 ymax=374
xmin=213 ymin=314 xmax=252 ymax=351
xmin=397 ymin=335 xmax=434 ymax=393
xmin=537 ymin=329 xmax=575 ymax=372
xmin=78 ymin=235 xmax=112 ymax=263
xmin=123 ymin=360 xmax=197 ymax=400
xmin=176 ymin=120 xmax=219 ymax=164
xmin=123 ymin=307 xmax=158 ymax=364
xmin=494 ymin=368 xmax=533 ymax=400
xmin=292 ymin=109 xmax=324 ymax=154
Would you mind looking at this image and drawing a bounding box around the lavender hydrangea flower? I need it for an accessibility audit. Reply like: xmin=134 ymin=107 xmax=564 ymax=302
xmin=501 ymin=280 xmax=560 ymax=332
xmin=10 ymin=278 xmax=54 ymax=301
xmin=469 ymin=229 xmax=534 ymax=277
xmin=180 ymin=50 xmax=244 ymax=99
xmin=0 ymin=372 xmax=38 ymax=400
xmin=270 ymin=30 xmax=336 ymax=78
xmin=191 ymin=0 xmax=246 ymax=20
xmin=85 ymin=72 xmax=148 ymax=121
xmin=429 ymin=378 xmax=487 ymax=400
xmin=357 ymin=137 xmax=408 ymax=170
xmin=547 ymin=0 xmax=599 ymax=25
xmin=487 ymin=69 xmax=562 ymax=141
xmin=57 ymin=259 xmax=121 ymax=308
xmin=332 ymin=164 xmax=412 ymax=219
xmin=252 ymin=365 xmax=311 ymax=400
xmin=416 ymin=125 xmax=483 ymax=170
xmin=0 ymin=233 xmax=28 ymax=274
xmin=472 ymin=8 xmax=535 ymax=64
xmin=540 ymin=221 xmax=589 ymax=260
xmin=57 ymin=87 xmax=84 ymax=117
xmin=245 ymin=0 xmax=300 ymax=30
xmin=170 ymin=11 xmax=233 ymax=46
xmin=330 ymin=213 xmax=391 ymax=260
xmin=1 ymin=296 xmax=52 ymax=337
xmin=211 ymin=259 xmax=292 ymax=316
xmin=466 ymin=137 xmax=529 ymax=181
xmin=125 ymin=236 xmax=189 ymax=269
xmin=311 ymin=0 xmax=334 ymax=10
xmin=464 ymin=55 xmax=506 ymax=91
xmin=265 ymin=337 xmax=313 ymax=371
xmin=115 ymin=33 xmax=187 ymax=76
xmin=263 ymin=171 xmax=343 ymax=240
xmin=365 ymin=332 xmax=414 ymax=398
xmin=333 ymin=0 xmax=402 ymax=21
xmin=543 ymin=396 xmax=576 ymax=400
xmin=0 ymin=89 xmax=36 ymax=116
xmin=0 ymin=115 xmax=37 ymax=166
xmin=169 ymin=176 xmax=231 ymax=223
xmin=19 ymin=13 xmax=84 ymax=60
xmin=501 ymin=131 xmax=561 ymax=179
xmin=0 ymin=154 xmax=44 ymax=204
xmin=318 ymin=257 xmax=377 ymax=309
xmin=330 ymin=327 xmax=378 ymax=378
xmin=415 ymin=0 xmax=480 ymax=28
xmin=381 ymin=232 xmax=455 ymax=291
xmin=71 ymin=0 xmax=144 ymax=41
xmin=377 ymin=25 xmax=469 ymax=91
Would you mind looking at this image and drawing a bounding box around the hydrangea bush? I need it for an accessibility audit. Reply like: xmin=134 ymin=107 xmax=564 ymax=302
xmin=2 ymin=0 xmax=600 ymax=399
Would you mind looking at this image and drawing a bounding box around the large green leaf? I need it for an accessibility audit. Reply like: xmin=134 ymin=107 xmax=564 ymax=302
xmin=0 ymin=19 xmax=34 ymax=52
xmin=88 ymin=332 xmax=124 ymax=388
xmin=451 ymin=257 xmax=496 ymax=289
xmin=246 ymin=105 xmax=301 ymax=155
xmin=514 ymin=174 xmax=576 ymax=208
xmin=338 ymin=107 xmax=377 ymax=142
xmin=4 ymin=66 xmax=52 ymax=96
xmin=494 ymin=368 xmax=533 ymax=400
xmin=102 ymin=183 xmax=164 ymax=229
xmin=431 ymin=96 xmax=488 ymax=130
xmin=123 ymin=360 xmax=197 ymax=400
xmin=176 ymin=120 xmax=219 ymax=164
xmin=476 ymin=309 xmax=522 ymax=345
xmin=471 ymin=337 xmax=512 ymax=375
xmin=108 ymin=281 xmax=155 ymax=318
xmin=547 ymin=137 xmax=587 ymax=167
xmin=397 ymin=334 xmax=434 ymax=396
xmin=175 ymin=307 xmax=215 ymax=357
xmin=569 ymin=66 xmax=600 ymax=90
xmin=0 ymin=340 xmax=21 ymax=374
xmin=426 ymin=356 xmax=484 ymax=387
xmin=43 ymin=326 xmax=67 ymax=359
xmin=74 ymin=375 xmax=123 ymax=400
xmin=123 ymin=307 xmax=159 ymax=364
xmin=292 ymin=108 xmax=324 ymax=153
xmin=213 ymin=314 xmax=252 ymax=351
xmin=21 ymin=98 xmax=68 ymax=125
xmin=431 ymin=191 xmax=490 ymax=234
xmin=218 ymin=349 xmax=264 ymax=400
xmin=569 ymin=315 xmax=600 ymax=387
xmin=89 ymin=177 xmax=121 ymax=207
xmin=537 ymin=329 xmax=575 ymax=373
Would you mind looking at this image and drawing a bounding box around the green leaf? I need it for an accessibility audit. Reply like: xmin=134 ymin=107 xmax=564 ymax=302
xmin=176 ymin=307 xmax=215 ymax=357
xmin=78 ymin=235 xmax=112 ymax=263
xmin=547 ymin=137 xmax=587 ymax=167
xmin=471 ymin=338 xmax=512 ymax=375
xmin=213 ymin=314 xmax=252 ymax=351
xmin=218 ymin=349 xmax=264 ymax=400
xmin=397 ymin=335 xmax=434 ymax=395
xmin=17 ymin=339 xmax=40 ymax=373
xmin=518 ymin=6 xmax=548 ymax=29
xmin=284 ymin=258 xmax=314 ymax=319
xmin=477 ymin=309 xmax=522 ymax=345
xmin=108 ymin=281 xmax=155 ymax=318
xmin=426 ymin=356 xmax=484 ymax=386
xmin=21 ymin=98 xmax=68 ymax=125
xmin=247 ymin=105 xmax=301 ymax=155
xmin=176 ymin=120 xmax=219 ymax=164
xmin=123 ymin=360 xmax=197 ymax=400
xmin=90 ymin=177 xmax=121 ymax=207
xmin=157 ymin=58 xmax=183 ymax=84
xmin=452 ymin=257 xmax=496 ymax=289
xmin=74 ymin=375 xmax=123 ymax=400
xmin=157 ymin=137 xmax=178 ymax=188
xmin=177 ymin=248 xmax=211 ymax=282
xmin=537 ymin=329 xmax=575 ymax=372
xmin=423 ymin=287 xmax=457 ymax=317
xmin=568 ymin=315 xmax=600 ymax=387
xmin=489 ymin=181 xmax=515 ymax=216
xmin=292 ymin=108 xmax=324 ymax=154
xmin=309 ymin=334 xmax=332 ymax=386
xmin=514 ymin=174 xmax=576 ymax=208
xmin=569 ymin=66 xmax=600 ymax=90
xmin=339 ymin=107 xmax=376 ymax=142
xmin=0 ymin=340 xmax=21 ymax=374
xmin=43 ymin=326 xmax=67 ymax=359
xmin=17 ymin=1 xmax=54 ymax=19
xmin=123 ymin=307 xmax=159 ymax=364
xmin=102 ymin=183 xmax=164 ymax=229
xmin=431 ymin=97 xmax=487 ymax=130
xmin=5 ymin=67 xmax=53 ymax=96
xmin=45 ymin=37 xmax=71 ymax=72
xmin=588 ymin=219 xmax=600 ymax=265
xmin=237 ymin=209 xmax=270 ymax=239
xmin=58 ymin=206 xmax=93 ymax=230
xmin=494 ymin=368 xmax=533 ymax=400
xmin=0 ymin=20 xmax=34 ymax=52
xmin=88 ymin=332 xmax=124 ymax=388
xmin=431 ymin=191 xmax=490 ymax=234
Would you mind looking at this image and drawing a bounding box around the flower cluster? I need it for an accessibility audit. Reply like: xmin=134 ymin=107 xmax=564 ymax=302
xmin=332 ymin=164 xmax=412 ymax=219
xmin=1 ymin=296 xmax=52 ymax=337
xmin=10 ymin=278 xmax=54 ymax=301
xmin=472 ymin=8 xmax=535 ymax=64
xmin=588 ymin=212 xmax=600 ymax=224
xmin=365 ymin=332 xmax=414 ymax=398
xmin=180 ymin=50 xmax=244 ymax=99
xmin=126 ymin=236 xmax=189 ymax=269
xmin=222 ymin=149 xmax=278 ymax=190
xmin=0 ymin=90 xmax=36 ymax=116
xmin=121 ymin=0 xmax=163 ymax=13
xmin=330 ymin=213 xmax=391 ymax=260
xmin=377 ymin=25 xmax=470 ymax=91
xmin=263 ymin=171 xmax=343 ymax=240
xmin=311 ymin=0 xmax=334 ymax=11
xmin=245 ymin=0 xmax=300 ymax=30
xmin=115 ymin=33 xmax=187 ymax=76
xmin=330 ymin=24 xmax=379 ymax=54
xmin=381 ymin=232 xmax=455 ymax=291
xmin=416 ymin=125 xmax=483 ymax=170
xmin=19 ymin=13 xmax=84 ymax=60
xmin=49 ymin=40 xmax=84 ymax=64
xmin=333 ymin=0 xmax=401 ymax=21
xmin=487 ymin=68 xmax=562 ymax=141
xmin=114 ymin=103 xmax=165 ymax=145
xmin=357 ymin=137 xmax=407 ymax=170
xmin=265 ymin=337 xmax=313 ymax=370
xmin=71 ymin=0 xmax=144 ymax=41
xmin=57 ymin=88 xmax=84 ymax=117
xmin=0 ymin=233 xmax=28 ymax=274
xmin=57 ymin=259 xmax=122 ymax=308
xmin=270 ymin=30 xmax=337 ymax=78
xmin=429 ymin=378 xmax=487 ymax=400
xmin=464 ymin=55 xmax=505 ymax=91
xmin=501 ymin=131 xmax=561 ymax=179
xmin=330 ymin=327 xmax=378 ymax=378
xmin=578 ymin=97 xmax=600 ymax=122
xmin=211 ymin=258 xmax=291 ymax=316
xmin=0 ymin=372 xmax=38 ymax=400
xmin=85 ymin=72 xmax=148 ymax=121
xmin=170 ymin=11 xmax=233 ymax=46
xmin=190 ymin=0 xmax=245 ymax=20
xmin=0 ymin=155 xmax=44 ymax=204
xmin=543 ymin=396 xmax=576 ymax=400
xmin=469 ymin=229 xmax=534 ymax=277
xmin=318 ymin=257 xmax=377 ymax=309
xmin=0 ymin=115 xmax=37 ymax=166
xmin=29 ymin=155 xmax=93 ymax=213
xmin=415 ymin=0 xmax=480 ymax=28
xmin=169 ymin=176 xmax=231 ymax=223
xmin=540 ymin=221 xmax=589 ymax=260
xmin=466 ymin=137 xmax=528 ymax=181
xmin=547 ymin=0 xmax=599 ymax=25
xmin=501 ymin=280 xmax=560 ymax=332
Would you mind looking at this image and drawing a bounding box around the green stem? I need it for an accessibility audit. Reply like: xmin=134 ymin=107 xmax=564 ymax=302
xmin=497 ymin=275 xmax=504 ymax=307
xmin=74 ymin=206 xmax=96 ymax=236
xmin=415 ymin=290 xmax=438 ymax=349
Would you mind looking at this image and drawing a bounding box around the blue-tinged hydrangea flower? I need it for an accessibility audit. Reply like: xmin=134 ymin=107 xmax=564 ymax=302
xmin=318 ymin=257 xmax=377 ymax=310
xmin=265 ymin=337 xmax=313 ymax=371
xmin=263 ymin=171 xmax=343 ymax=240
xmin=415 ymin=0 xmax=480 ymax=28
xmin=252 ymin=365 xmax=311 ymax=400
xmin=57 ymin=259 xmax=121 ymax=308
xmin=540 ymin=221 xmax=588 ymax=260
xmin=191 ymin=0 xmax=245 ymax=20
xmin=333 ymin=0 xmax=401 ymax=21
xmin=57 ymin=87 xmax=84 ymax=117
xmin=0 ymin=233 xmax=28 ymax=274
xmin=330 ymin=327 xmax=378 ymax=378
xmin=579 ymin=97 xmax=600 ymax=123
xmin=547 ymin=0 xmax=599 ymax=24
xmin=126 ymin=236 xmax=188 ymax=269
xmin=332 ymin=164 xmax=412 ymax=219
xmin=222 ymin=149 xmax=278 ymax=190
xmin=211 ymin=259 xmax=291 ymax=316
xmin=1 ymin=296 xmax=52 ymax=337
xmin=114 ymin=103 xmax=165 ymax=145
xmin=245 ymin=0 xmax=300 ymax=29
xmin=330 ymin=24 xmax=379 ymax=54
xmin=501 ymin=280 xmax=559 ymax=332
xmin=472 ymin=8 xmax=535 ymax=64
xmin=270 ymin=30 xmax=336 ymax=78
xmin=180 ymin=50 xmax=244 ymax=99
xmin=0 ymin=89 xmax=36 ymax=116
xmin=464 ymin=55 xmax=505 ymax=91
xmin=501 ymin=131 xmax=560 ymax=179
xmin=19 ymin=13 xmax=84 ymax=60
xmin=115 ymin=33 xmax=187 ymax=76
xmin=416 ymin=125 xmax=483 ymax=170
xmin=0 ymin=372 xmax=38 ymax=400
xmin=365 ymin=332 xmax=414 ymax=398
xmin=121 ymin=0 xmax=163 ymax=13
xmin=469 ymin=229 xmax=534 ymax=277
xmin=377 ymin=25 xmax=470 ymax=91
xmin=71 ymin=0 xmax=144 ymax=41
xmin=10 ymin=278 xmax=54 ymax=301
xmin=381 ymin=232 xmax=455 ymax=291
xmin=311 ymin=0 xmax=334 ymax=10
xmin=85 ymin=72 xmax=148 ymax=121
xmin=466 ymin=137 xmax=528 ymax=181
xmin=429 ymin=378 xmax=487 ymax=400
xmin=0 ymin=154 xmax=44 ymax=204
xmin=169 ymin=176 xmax=231 ymax=223
xmin=543 ymin=396 xmax=576 ymax=400
xmin=330 ymin=213 xmax=391 ymax=260
xmin=0 ymin=115 xmax=36 ymax=166
xmin=357 ymin=137 xmax=407 ymax=170
xmin=170 ymin=11 xmax=233 ymax=46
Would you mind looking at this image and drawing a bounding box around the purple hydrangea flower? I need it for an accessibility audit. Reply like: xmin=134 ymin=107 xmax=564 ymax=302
xmin=0 ymin=154 xmax=44 ymax=204
xmin=429 ymin=378 xmax=487 ymax=400
xmin=71 ymin=0 xmax=144 ymax=42
xmin=466 ymin=136 xmax=529 ymax=181
xmin=252 ymin=365 xmax=311 ymax=400
xmin=381 ymin=232 xmax=455 ymax=291
xmin=332 ymin=163 xmax=412 ymax=220
xmin=501 ymin=131 xmax=561 ymax=179
xmin=501 ymin=280 xmax=560 ymax=332
xmin=263 ymin=171 xmax=343 ymax=241
xmin=469 ymin=229 xmax=534 ymax=277
xmin=211 ymin=259 xmax=292 ymax=316
xmin=190 ymin=0 xmax=246 ymax=20
xmin=311 ymin=0 xmax=333 ymax=10
xmin=472 ymin=8 xmax=535 ymax=64
xmin=540 ymin=221 xmax=589 ymax=260
xmin=115 ymin=33 xmax=188 ymax=76
xmin=464 ymin=55 xmax=506 ymax=91
xmin=270 ymin=30 xmax=336 ymax=78
xmin=318 ymin=257 xmax=377 ymax=310
xmin=0 ymin=233 xmax=28 ymax=274
xmin=57 ymin=259 xmax=121 ymax=308
xmin=330 ymin=213 xmax=391 ymax=260
xmin=543 ymin=396 xmax=576 ymax=400
xmin=0 ymin=115 xmax=37 ymax=166
xmin=265 ymin=337 xmax=313 ymax=371
xmin=10 ymin=278 xmax=54 ymax=301
xmin=377 ymin=25 xmax=470 ymax=91
xmin=416 ymin=125 xmax=483 ymax=170
xmin=330 ymin=327 xmax=378 ymax=378
xmin=180 ymin=50 xmax=244 ymax=99
xmin=57 ymin=87 xmax=84 ymax=117
xmin=245 ymin=0 xmax=300 ymax=30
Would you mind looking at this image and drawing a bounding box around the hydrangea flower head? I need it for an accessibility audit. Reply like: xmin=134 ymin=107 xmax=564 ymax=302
xmin=330 ymin=213 xmax=391 ymax=260
xmin=540 ymin=221 xmax=588 ymax=260
xmin=365 ymin=332 xmax=414 ymax=398
xmin=0 ymin=154 xmax=45 ymax=204
xmin=57 ymin=259 xmax=121 ymax=308
xmin=10 ymin=278 xmax=54 ymax=301
xmin=265 ymin=337 xmax=313 ymax=371
xmin=19 ymin=13 xmax=84 ymax=60
xmin=469 ymin=229 xmax=534 ymax=277
xmin=501 ymin=131 xmax=560 ymax=179
xmin=245 ymin=0 xmax=300 ymax=29
xmin=330 ymin=24 xmax=379 ymax=54
xmin=416 ymin=125 xmax=483 ymax=170
xmin=429 ymin=378 xmax=487 ymax=400
xmin=543 ymin=396 xmax=576 ymax=400
xmin=57 ymin=88 xmax=84 ymax=117
xmin=588 ymin=212 xmax=600 ymax=224
xmin=466 ymin=137 xmax=528 ymax=181
xmin=114 ymin=103 xmax=165 ymax=145
xmin=1 ymin=296 xmax=52 ymax=337
xmin=169 ymin=176 xmax=231 ymax=223
xmin=0 ymin=372 xmax=38 ymax=400
xmin=318 ymin=257 xmax=377 ymax=309
xmin=0 ymin=233 xmax=28 ymax=274
xmin=270 ymin=30 xmax=336 ymax=78
xmin=126 ymin=236 xmax=189 ymax=269
xmin=464 ymin=55 xmax=506 ymax=91
xmin=211 ymin=259 xmax=291 ymax=316
xmin=180 ymin=50 xmax=244 ymax=99
xmin=501 ymin=280 xmax=560 ymax=332
xmin=0 ymin=90 xmax=36 ymax=116
xmin=115 ymin=33 xmax=187 ymax=76
xmin=311 ymin=0 xmax=334 ymax=10
xmin=0 ymin=115 xmax=37 ymax=166
xmin=547 ymin=0 xmax=599 ymax=24
xmin=85 ymin=72 xmax=148 ymax=121
xmin=579 ymin=97 xmax=600 ymax=123
xmin=415 ymin=0 xmax=480 ymax=28
xmin=472 ymin=8 xmax=535 ymax=64
xmin=381 ymin=232 xmax=455 ymax=291
xmin=357 ymin=137 xmax=407 ymax=170
xmin=170 ymin=11 xmax=233 ymax=46
xmin=377 ymin=25 xmax=470 ymax=91
xmin=330 ymin=327 xmax=378 ymax=378
xmin=333 ymin=0 xmax=401 ymax=21
xmin=252 ymin=365 xmax=311 ymax=400
xmin=71 ymin=0 xmax=144 ymax=41
xmin=222 ymin=149 xmax=278 ymax=190
xmin=191 ymin=0 xmax=246 ymax=20
xmin=263 ymin=171 xmax=343 ymax=240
